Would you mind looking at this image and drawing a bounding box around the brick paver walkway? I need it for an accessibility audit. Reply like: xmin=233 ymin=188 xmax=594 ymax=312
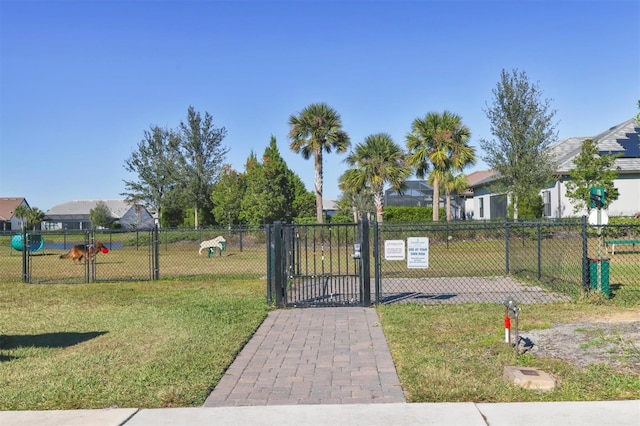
xmin=203 ymin=307 xmax=406 ymax=406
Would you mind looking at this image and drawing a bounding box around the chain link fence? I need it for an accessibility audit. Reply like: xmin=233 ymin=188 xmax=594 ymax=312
xmin=375 ymin=219 xmax=639 ymax=305
xmin=3 ymin=220 xmax=639 ymax=305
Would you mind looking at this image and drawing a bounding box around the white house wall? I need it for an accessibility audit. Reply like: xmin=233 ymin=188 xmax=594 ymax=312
xmin=545 ymin=175 xmax=640 ymax=219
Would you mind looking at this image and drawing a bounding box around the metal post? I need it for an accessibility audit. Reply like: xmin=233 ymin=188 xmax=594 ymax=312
xmin=360 ymin=218 xmax=371 ymax=307
xmin=596 ymin=208 xmax=602 ymax=292
xmin=153 ymin=225 xmax=160 ymax=280
xmin=582 ymin=215 xmax=589 ymax=290
xmin=273 ymin=221 xmax=285 ymax=308
xmin=504 ymin=221 xmax=510 ymax=275
xmin=373 ymin=220 xmax=381 ymax=305
xmin=537 ymin=222 xmax=542 ymax=280
xmin=21 ymin=228 xmax=28 ymax=283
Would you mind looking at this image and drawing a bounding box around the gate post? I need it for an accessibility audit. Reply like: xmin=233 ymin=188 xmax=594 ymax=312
xmin=272 ymin=221 xmax=286 ymax=308
xmin=360 ymin=218 xmax=371 ymax=307
xmin=373 ymin=220 xmax=380 ymax=304
xmin=153 ymin=225 xmax=160 ymax=280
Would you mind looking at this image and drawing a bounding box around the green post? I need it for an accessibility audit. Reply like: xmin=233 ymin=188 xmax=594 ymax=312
xmin=600 ymin=258 xmax=610 ymax=298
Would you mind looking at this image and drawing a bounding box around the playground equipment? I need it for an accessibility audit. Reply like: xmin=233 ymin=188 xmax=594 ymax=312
xmin=10 ymin=234 xmax=45 ymax=253
xmin=199 ymin=236 xmax=227 ymax=257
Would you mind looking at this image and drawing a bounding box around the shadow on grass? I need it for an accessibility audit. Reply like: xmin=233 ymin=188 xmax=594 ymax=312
xmin=1 ymin=331 xmax=108 ymax=350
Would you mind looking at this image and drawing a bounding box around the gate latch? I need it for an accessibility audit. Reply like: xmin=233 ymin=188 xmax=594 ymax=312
xmin=352 ymin=243 xmax=361 ymax=259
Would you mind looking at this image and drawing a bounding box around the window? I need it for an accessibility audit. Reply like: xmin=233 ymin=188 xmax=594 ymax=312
xmin=479 ymin=198 xmax=484 ymax=218
xmin=543 ymin=191 xmax=551 ymax=217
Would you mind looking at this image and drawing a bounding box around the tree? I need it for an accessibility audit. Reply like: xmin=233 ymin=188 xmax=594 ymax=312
xmin=288 ymin=170 xmax=316 ymax=220
xmin=437 ymin=171 xmax=469 ymax=221
xmin=211 ymin=164 xmax=245 ymax=228
xmin=13 ymin=204 xmax=30 ymax=230
xmin=122 ymin=125 xmax=181 ymax=225
xmin=239 ymin=152 xmax=267 ymax=226
xmin=480 ymin=69 xmax=558 ymax=221
xmin=238 ymin=138 xmax=315 ymax=226
xmin=26 ymin=207 xmax=45 ymax=231
xmin=178 ymin=106 xmax=229 ymax=228
xmin=340 ymin=133 xmax=411 ymax=223
xmin=406 ymin=111 xmax=474 ymax=222
xmin=288 ymin=102 xmax=350 ymax=223
xmin=508 ymin=191 xmax=543 ymax=219
xmin=90 ymin=201 xmax=113 ymax=229
xmin=565 ymin=139 xmax=620 ymax=213
xmin=337 ymin=186 xmax=375 ymax=222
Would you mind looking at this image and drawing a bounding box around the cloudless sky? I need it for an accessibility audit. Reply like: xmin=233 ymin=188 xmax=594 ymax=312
xmin=1 ymin=0 xmax=638 ymax=211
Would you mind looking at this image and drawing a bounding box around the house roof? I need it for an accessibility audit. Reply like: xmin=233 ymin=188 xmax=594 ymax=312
xmin=468 ymin=118 xmax=640 ymax=188
xmin=0 ymin=197 xmax=28 ymax=221
xmin=45 ymin=200 xmax=141 ymax=220
xmin=550 ymin=118 xmax=640 ymax=173
xmin=322 ymin=199 xmax=338 ymax=211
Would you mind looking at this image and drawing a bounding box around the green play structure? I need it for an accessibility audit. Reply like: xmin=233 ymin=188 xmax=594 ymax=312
xmin=10 ymin=234 xmax=45 ymax=253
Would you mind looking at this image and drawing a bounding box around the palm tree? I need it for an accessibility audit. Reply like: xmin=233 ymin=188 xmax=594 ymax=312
xmin=288 ymin=103 xmax=350 ymax=223
xmin=340 ymin=133 xmax=411 ymax=223
xmin=337 ymin=186 xmax=375 ymax=223
xmin=27 ymin=207 xmax=45 ymax=231
xmin=406 ymin=111 xmax=474 ymax=221
xmin=432 ymin=171 xmax=469 ymax=221
xmin=13 ymin=204 xmax=30 ymax=230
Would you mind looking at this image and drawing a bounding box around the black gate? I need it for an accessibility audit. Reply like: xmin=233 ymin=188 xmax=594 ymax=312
xmin=267 ymin=220 xmax=371 ymax=307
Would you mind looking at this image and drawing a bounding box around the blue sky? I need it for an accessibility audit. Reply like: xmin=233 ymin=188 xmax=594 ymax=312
xmin=1 ymin=0 xmax=638 ymax=212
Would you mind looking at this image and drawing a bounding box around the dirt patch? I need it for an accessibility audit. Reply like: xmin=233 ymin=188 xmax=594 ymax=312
xmin=522 ymin=314 xmax=640 ymax=374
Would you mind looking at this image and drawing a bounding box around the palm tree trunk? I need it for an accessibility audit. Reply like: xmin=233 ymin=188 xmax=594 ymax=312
xmin=446 ymin=193 xmax=452 ymax=221
xmin=432 ymin=178 xmax=440 ymax=222
xmin=374 ymin=189 xmax=384 ymax=223
xmin=315 ymin=152 xmax=324 ymax=224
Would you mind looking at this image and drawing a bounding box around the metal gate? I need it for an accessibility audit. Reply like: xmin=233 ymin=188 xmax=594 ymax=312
xmin=267 ymin=220 xmax=371 ymax=307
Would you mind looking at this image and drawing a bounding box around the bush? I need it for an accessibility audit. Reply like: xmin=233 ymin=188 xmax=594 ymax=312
xmin=383 ymin=206 xmax=446 ymax=223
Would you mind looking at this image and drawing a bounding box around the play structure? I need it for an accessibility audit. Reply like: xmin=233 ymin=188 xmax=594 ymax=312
xmin=199 ymin=236 xmax=227 ymax=257
xmin=10 ymin=234 xmax=45 ymax=253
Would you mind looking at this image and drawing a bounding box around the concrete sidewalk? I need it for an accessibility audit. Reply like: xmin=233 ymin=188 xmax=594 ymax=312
xmin=1 ymin=400 xmax=638 ymax=425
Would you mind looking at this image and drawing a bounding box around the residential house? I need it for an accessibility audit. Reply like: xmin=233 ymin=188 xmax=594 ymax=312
xmin=467 ymin=119 xmax=640 ymax=220
xmin=44 ymin=200 xmax=155 ymax=230
xmin=384 ymin=180 xmax=465 ymax=219
xmin=0 ymin=197 xmax=30 ymax=231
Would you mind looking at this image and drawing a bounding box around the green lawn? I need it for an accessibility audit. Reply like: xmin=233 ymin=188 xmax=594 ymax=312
xmin=378 ymin=303 xmax=640 ymax=402
xmin=1 ymin=279 xmax=638 ymax=409
xmin=0 ymin=279 xmax=269 ymax=410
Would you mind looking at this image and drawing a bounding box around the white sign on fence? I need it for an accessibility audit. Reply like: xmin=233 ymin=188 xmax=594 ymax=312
xmin=384 ymin=240 xmax=405 ymax=260
xmin=407 ymin=237 xmax=429 ymax=269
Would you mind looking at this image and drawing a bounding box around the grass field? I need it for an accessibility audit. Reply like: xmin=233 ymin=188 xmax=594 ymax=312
xmin=1 ymin=277 xmax=639 ymax=410
xmin=0 ymin=279 xmax=269 ymax=410
xmin=379 ymin=303 xmax=640 ymax=402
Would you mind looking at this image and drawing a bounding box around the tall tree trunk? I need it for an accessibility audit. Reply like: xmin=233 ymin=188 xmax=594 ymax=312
xmin=432 ymin=178 xmax=440 ymax=222
xmin=194 ymin=203 xmax=199 ymax=229
xmin=446 ymin=193 xmax=452 ymax=221
xmin=374 ymin=189 xmax=384 ymax=223
xmin=314 ymin=152 xmax=324 ymax=224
